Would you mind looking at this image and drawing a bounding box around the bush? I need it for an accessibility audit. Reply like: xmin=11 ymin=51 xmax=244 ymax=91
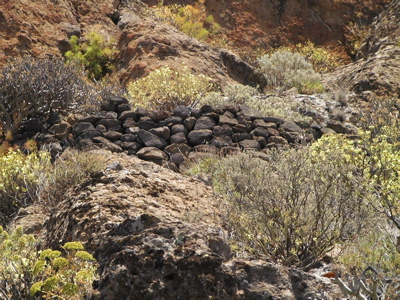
xmin=0 ymin=146 xmax=51 ymax=225
xmin=274 ymin=41 xmax=341 ymax=73
xmin=0 ymin=226 xmax=97 ymax=299
xmin=65 ymin=32 xmax=117 ymax=80
xmin=0 ymin=58 xmax=97 ymax=139
xmin=0 ymin=146 xmax=104 ymax=226
xmin=257 ymin=50 xmax=324 ymax=94
xmin=207 ymin=149 xmax=365 ymax=269
xmin=127 ymin=65 xmax=217 ymax=111
xmin=151 ymin=2 xmax=221 ymax=41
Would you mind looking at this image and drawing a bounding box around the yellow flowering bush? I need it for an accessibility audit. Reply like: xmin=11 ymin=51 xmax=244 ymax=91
xmin=151 ymin=2 xmax=221 ymax=41
xmin=127 ymin=65 xmax=217 ymax=111
xmin=0 ymin=226 xmax=97 ymax=299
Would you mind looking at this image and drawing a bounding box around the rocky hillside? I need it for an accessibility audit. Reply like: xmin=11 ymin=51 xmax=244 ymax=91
xmin=2 ymin=0 xmax=400 ymax=299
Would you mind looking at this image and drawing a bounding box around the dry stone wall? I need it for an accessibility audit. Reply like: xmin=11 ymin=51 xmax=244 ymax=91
xmin=27 ymin=96 xmax=346 ymax=171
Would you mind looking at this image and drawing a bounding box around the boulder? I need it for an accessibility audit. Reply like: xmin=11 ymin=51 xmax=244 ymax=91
xmin=188 ymin=129 xmax=213 ymax=146
xmin=137 ymin=147 xmax=168 ymax=161
xmin=138 ymin=129 xmax=168 ymax=149
xmin=194 ymin=116 xmax=217 ymax=130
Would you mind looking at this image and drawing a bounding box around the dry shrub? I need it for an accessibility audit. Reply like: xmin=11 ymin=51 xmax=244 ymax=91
xmin=37 ymin=149 xmax=105 ymax=209
xmin=210 ymin=148 xmax=366 ymax=269
xmin=257 ymin=50 xmax=324 ymax=94
xmin=0 ymin=146 xmax=105 ymax=225
xmin=0 ymin=58 xmax=99 ymax=138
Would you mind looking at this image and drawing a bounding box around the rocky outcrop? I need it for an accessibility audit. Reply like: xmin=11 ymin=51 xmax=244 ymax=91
xmin=325 ymin=0 xmax=400 ymax=98
xmin=29 ymin=152 xmax=341 ymax=299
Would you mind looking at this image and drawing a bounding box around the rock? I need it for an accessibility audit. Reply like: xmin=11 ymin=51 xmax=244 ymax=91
xmin=109 ymin=96 xmax=129 ymax=105
xmin=117 ymin=103 xmax=132 ymax=114
xmin=122 ymin=118 xmax=136 ymax=129
xmin=219 ymin=113 xmax=239 ymax=126
xmin=149 ymin=126 xmax=171 ymax=140
xmin=137 ymin=147 xmax=168 ymax=161
xmin=72 ymin=122 xmax=96 ymax=136
xmin=137 ymin=119 xmax=157 ymax=130
xmin=52 ymin=122 xmax=71 ymax=139
xmin=96 ymin=124 xmax=107 ymax=133
xmin=119 ymin=111 xmax=138 ymax=121
xmin=172 ymin=106 xmax=190 ymax=119
xmin=170 ymin=132 xmax=187 ymax=144
xmin=149 ymin=110 xmax=171 ymax=122
xmin=100 ymin=101 xmax=116 ymax=112
xmin=170 ymin=153 xmax=186 ymax=165
xmin=79 ymin=115 xmax=97 ymax=123
xmin=200 ymin=104 xmax=223 ymax=114
xmin=183 ymin=117 xmax=196 ymax=131
xmin=326 ymin=121 xmax=355 ymax=134
xmin=92 ymin=136 xmax=123 ymax=153
xmin=188 ymin=129 xmax=213 ymax=146
xmin=239 ymin=139 xmax=261 ymax=150
xmin=171 ymin=124 xmax=188 ymax=136
xmin=120 ymin=134 xmax=137 ymax=143
xmin=23 ymin=118 xmax=43 ymax=132
xmin=138 ymin=129 xmax=168 ymax=149
xmin=46 ymin=111 xmax=61 ymax=126
xmin=135 ymin=107 xmax=149 ymax=117
xmin=95 ymin=118 xmax=121 ymax=128
xmin=189 ymin=108 xmax=202 ymax=119
xmin=213 ymin=125 xmax=233 ymax=137
xmin=123 ymin=142 xmax=143 ymax=154
xmin=280 ymin=121 xmax=303 ymax=133
xmin=210 ymin=136 xmax=233 ymax=148
xmin=194 ymin=116 xmax=217 ymax=130
xmin=320 ymin=127 xmax=337 ymax=136
xmin=103 ymin=131 xmax=122 ymax=141
xmin=251 ymin=127 xmax=270 ymax=139
xmin=76 ymin=130 xmax=103 ymax=141
xmin=232 ymin=132 xmax=252 ymax=143
xmin=159 ymin=116 xmax=183 ymax=127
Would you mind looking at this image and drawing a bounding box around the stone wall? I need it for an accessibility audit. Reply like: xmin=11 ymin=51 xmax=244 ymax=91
xmin=30 ymin=97 xmax=336 ymax=171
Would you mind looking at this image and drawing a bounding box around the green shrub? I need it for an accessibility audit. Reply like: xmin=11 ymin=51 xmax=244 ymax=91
xmin=0 ymin=58 xmax=97 ymax=139
xmin=257 ymin=50 xmax=324 ymax=94
xmin=0 ymin=226 xmax=97 ymax=299
xmin=65 ymin=32 xmax=117 ymax=80
xmin=127 ymin=65 xmax=217 ymax=111
xmin=207 ymin=149 xmax=365 ymax=269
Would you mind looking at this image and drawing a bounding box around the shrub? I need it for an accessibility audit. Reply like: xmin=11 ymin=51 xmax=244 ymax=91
xmin=65 ymin=32 xmax=117 ymax=80
xmin=151 ymin=2 xmax=221 ymax=41
xmin=257 ymin=50 xmax=324 ymax=94
xmin=0 ymin=58 xmax=97 ymax=139
xmin=37 ymin=149 xmax=105 ymax=209
xmin=0 ymin=146 xmax=51 ymax=225
xmin=0 ymin=226 xmax=97 ymax=299
xmin=207 ymin=149 xmax=365 ymax=269
xmin=274 ymin=41 xmax=341 ymax=73
xmin=0 ymin=146 xmax=104 ymax=226
xmin=127 ymin=65 xmax=217 ymax=111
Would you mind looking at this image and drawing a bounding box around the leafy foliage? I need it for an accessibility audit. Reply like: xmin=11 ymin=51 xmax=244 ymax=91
xmin=0 ymin=58 xmax=96 ymax=138
xmin=0 ymin=226 xmax=97 ymax=299
xmin=151 ymin=2 xmax=221 ymax=41
xmin=127 ymin=65 xmax=217 ymax=111
xmin=257 ymin=50 xmax=324 ymax=94
xmin=65 ymin=32 xmax=117 ymax=80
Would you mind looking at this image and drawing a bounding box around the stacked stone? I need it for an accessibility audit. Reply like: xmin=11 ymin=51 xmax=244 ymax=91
xmin=47 ymin=97 xmax=314 ymax=171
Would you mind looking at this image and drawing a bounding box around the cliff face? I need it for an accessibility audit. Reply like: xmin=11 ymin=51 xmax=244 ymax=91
xmin=325 ymin=0 xmax=400 ymax=98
